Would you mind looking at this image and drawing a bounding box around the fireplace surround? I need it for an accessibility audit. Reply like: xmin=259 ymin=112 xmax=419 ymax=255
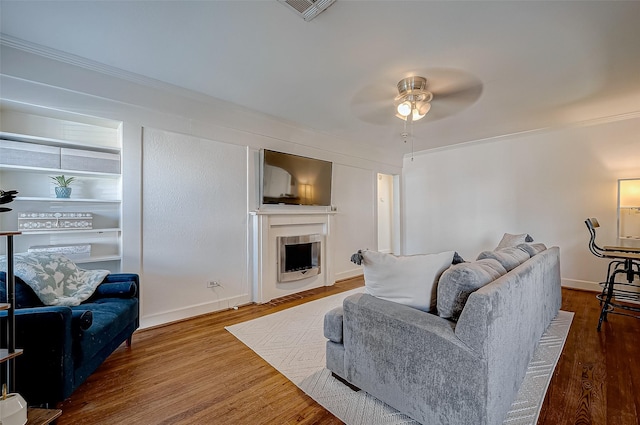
xmin=250 ymin=209 xmax=335 ymax=303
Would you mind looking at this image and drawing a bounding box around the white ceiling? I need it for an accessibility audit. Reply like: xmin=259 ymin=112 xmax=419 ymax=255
xmin=1 ymin=1 xmax=640 ymax=159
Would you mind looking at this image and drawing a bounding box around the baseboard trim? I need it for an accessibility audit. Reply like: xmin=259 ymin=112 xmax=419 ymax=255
xmin=561 ymin=278 xmax=601 ymax=293
xmin=334 ymin=268 xmax=363 ymax=282
xmin=140 ymin=293 xmax=251 ymax=329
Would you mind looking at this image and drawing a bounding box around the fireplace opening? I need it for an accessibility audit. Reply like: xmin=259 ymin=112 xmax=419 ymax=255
xmin=277 ymin=234 xmax=322 ymax=282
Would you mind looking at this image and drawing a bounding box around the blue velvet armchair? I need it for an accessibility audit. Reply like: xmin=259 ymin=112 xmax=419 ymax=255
xmin=0 ymin=271 xmax=139 ymax=406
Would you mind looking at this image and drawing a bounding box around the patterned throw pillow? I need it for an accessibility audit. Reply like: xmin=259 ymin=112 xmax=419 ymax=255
xmin=0 ymin=253 xmax=108 ymax=306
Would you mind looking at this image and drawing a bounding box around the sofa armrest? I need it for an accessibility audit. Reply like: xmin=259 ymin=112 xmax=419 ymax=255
xmin=1 ymin=306 xmax=75 ymax=404
xmin=342 ymin=293 xmax=488 ymax=425
xmin=324 ymin=306 xmax=344 ymax=343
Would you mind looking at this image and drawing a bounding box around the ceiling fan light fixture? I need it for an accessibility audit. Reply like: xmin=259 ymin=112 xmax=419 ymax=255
xmin=397 ymin=101 xmax=412 ymax=117
xmin=412 ymin=107 xmax=426 ymax=121
xmin=394 ymin=76 xmax=433 ymax=122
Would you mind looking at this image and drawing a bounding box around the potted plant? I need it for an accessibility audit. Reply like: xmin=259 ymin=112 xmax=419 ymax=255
xmin=0 ymin=189 xmax=18 ymax=213
xmin=50 ymin=175 xmax=75 ymax=198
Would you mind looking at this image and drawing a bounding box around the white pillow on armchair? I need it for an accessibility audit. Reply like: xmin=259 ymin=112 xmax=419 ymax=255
xmin=360 ymin=250 xmax=455 ymax=312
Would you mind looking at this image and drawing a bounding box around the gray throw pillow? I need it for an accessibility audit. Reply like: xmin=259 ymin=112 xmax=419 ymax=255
xmin=516 ymin=242 xmax=547 ymax=257
xmin=495 ymin=232 xmax=534 ymax=250
xmin=437 ymin=259 xmax=507 ymax=321
xmin=476 ymin=246 xmax=530 ymax=271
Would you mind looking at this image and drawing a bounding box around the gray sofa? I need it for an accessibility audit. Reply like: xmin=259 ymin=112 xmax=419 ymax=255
xmin=324 ymin=246 xmax=562 ymax=425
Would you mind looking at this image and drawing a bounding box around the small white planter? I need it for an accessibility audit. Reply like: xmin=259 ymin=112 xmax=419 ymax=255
xmin=0 ymin=393 xmax=27 ymax=425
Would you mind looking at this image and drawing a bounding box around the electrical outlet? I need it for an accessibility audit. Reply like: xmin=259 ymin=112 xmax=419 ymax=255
xmin=207 ymin=280 xmax=221 ymax=288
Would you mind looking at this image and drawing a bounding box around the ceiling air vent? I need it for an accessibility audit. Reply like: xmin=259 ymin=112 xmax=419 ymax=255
xmin=278 ymin=0 xmax=336 ymax=21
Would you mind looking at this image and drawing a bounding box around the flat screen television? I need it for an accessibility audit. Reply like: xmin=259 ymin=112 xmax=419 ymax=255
xmin=261 ymin=149 xmax=332 ymax=206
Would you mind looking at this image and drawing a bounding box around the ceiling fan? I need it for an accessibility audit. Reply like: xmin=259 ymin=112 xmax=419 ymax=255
xmin=351 ymin=68 xmax=483 ymax=126
xmin=394 ymin=76 xmax=433 ymax=122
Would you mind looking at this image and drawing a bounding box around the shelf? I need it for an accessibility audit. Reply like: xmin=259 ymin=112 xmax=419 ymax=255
xmin=15 ymin=196 xmax=121 ymax=203
xmin=75 ymin=255 xmax=121 ymax=264
xmin=0 ymin=231 xmax=22 ymax=237
xmin=0 ymin=303 xmax=10 ymax=310
xmin=18 ymin=228 xmax=121 ymax=235
xmin=26 ymin=408 xmax=63 ymax=425
xmin=1 ymin=131 xmax=119 ymax=154
xmin=0 ymin=163 xmax=120 ymax=177
xmin=0 ymin=348 xmax=23 ymax=363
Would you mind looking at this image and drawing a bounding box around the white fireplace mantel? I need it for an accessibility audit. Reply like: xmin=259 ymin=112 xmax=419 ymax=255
xmin=250 ymin=209 xmax=336 ymax=303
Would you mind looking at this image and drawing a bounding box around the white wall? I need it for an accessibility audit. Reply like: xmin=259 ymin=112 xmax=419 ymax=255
xmin=141 ymin=128 xmax=249 ymax=326
xmin=403 ymin=115 xmax=640 ymax=290
xmin=0 ymin=44 xmax=402 ymax=328
xmin=332 ymin=164 xmax=377 ymax=280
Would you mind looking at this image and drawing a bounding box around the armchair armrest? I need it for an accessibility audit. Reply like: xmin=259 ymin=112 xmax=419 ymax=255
xmin=0 ymin=306 xmax=75 ymax=404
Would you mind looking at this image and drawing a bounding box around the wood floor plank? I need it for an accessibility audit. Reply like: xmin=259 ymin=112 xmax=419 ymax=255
xmin=52 ymin=281 xmax=640 ymax=425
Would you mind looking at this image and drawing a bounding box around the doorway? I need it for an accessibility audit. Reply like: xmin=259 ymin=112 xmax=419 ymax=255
xmin=377 ymin=173 xmax=400 ymax=254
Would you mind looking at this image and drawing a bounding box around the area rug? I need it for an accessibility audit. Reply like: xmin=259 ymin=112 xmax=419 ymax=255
xmin=226 ymin=288 xmax=573 ymax=425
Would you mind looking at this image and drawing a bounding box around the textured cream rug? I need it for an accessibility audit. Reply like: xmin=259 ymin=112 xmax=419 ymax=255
xmin=226 ymin=288 xmax=573 ymax=425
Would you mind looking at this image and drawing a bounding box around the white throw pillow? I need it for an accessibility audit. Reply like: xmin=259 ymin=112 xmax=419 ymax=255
xmin=361 ymin=250 xmax=455 ymax=312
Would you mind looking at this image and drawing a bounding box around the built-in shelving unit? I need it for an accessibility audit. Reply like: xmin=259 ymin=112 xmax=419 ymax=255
xmin=0 ymin=102 xmax=123 ymax=272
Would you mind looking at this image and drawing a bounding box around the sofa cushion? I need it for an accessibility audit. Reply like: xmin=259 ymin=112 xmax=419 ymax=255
xmin=495 ymin=233 xmax=534 ymax=250
xmin=517 ymin=242 xmax=547 ymax=257
xmin=437 ymin=258 xmax=507 ymax=320
xmin=476 ymin=246 xmax=531 ymax=271
xmin=72 ymin=297 xmax=139 ymax=363
xmin=362 ymin=250 xmax=455 ymax=312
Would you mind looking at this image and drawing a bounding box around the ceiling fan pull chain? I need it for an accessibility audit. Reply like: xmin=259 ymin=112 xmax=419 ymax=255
xmin=410 ymin=120 xmax=415 ymax=161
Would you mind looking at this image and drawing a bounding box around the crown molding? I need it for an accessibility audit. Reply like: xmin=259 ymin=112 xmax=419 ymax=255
xmin=408 ymin=110 xmax=640 ymax=160
xmin=0 ymin=33 xmax=190 ymax=96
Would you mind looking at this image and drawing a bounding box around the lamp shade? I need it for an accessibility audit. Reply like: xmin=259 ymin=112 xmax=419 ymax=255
xmin=619 ymin=179 xmax=640 ymax=208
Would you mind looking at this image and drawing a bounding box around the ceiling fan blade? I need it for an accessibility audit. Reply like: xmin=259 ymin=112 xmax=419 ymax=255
xmin=425 ymin=71 xmax=483 ymax=121
xmin=351 ymin=83 xmax=398 ymax=125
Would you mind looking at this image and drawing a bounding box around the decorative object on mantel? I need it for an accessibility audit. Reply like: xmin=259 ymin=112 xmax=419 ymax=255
xmin=0 ymin=189 xmax=18 ymax=213
xmin=50 ymin=175 xmax=75 ymax=198
xmin=18 ymin=212 xmax=93 ymax=231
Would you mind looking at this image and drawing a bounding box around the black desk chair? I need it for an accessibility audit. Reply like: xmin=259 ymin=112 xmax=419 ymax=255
xmin=585 ymin=218 xmax=640 ymax=330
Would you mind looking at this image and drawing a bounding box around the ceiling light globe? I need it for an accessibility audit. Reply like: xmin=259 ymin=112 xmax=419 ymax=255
xmin=397 ymin=101 xmax=412 ymax=117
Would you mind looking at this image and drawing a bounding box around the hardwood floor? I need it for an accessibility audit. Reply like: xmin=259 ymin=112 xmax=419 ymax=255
xmin=54 ymin=279 xmax=640 ymax=425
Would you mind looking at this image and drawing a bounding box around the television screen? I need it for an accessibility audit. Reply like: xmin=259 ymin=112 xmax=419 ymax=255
xmin=261 ymin=149 xmax=332 ymax=206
